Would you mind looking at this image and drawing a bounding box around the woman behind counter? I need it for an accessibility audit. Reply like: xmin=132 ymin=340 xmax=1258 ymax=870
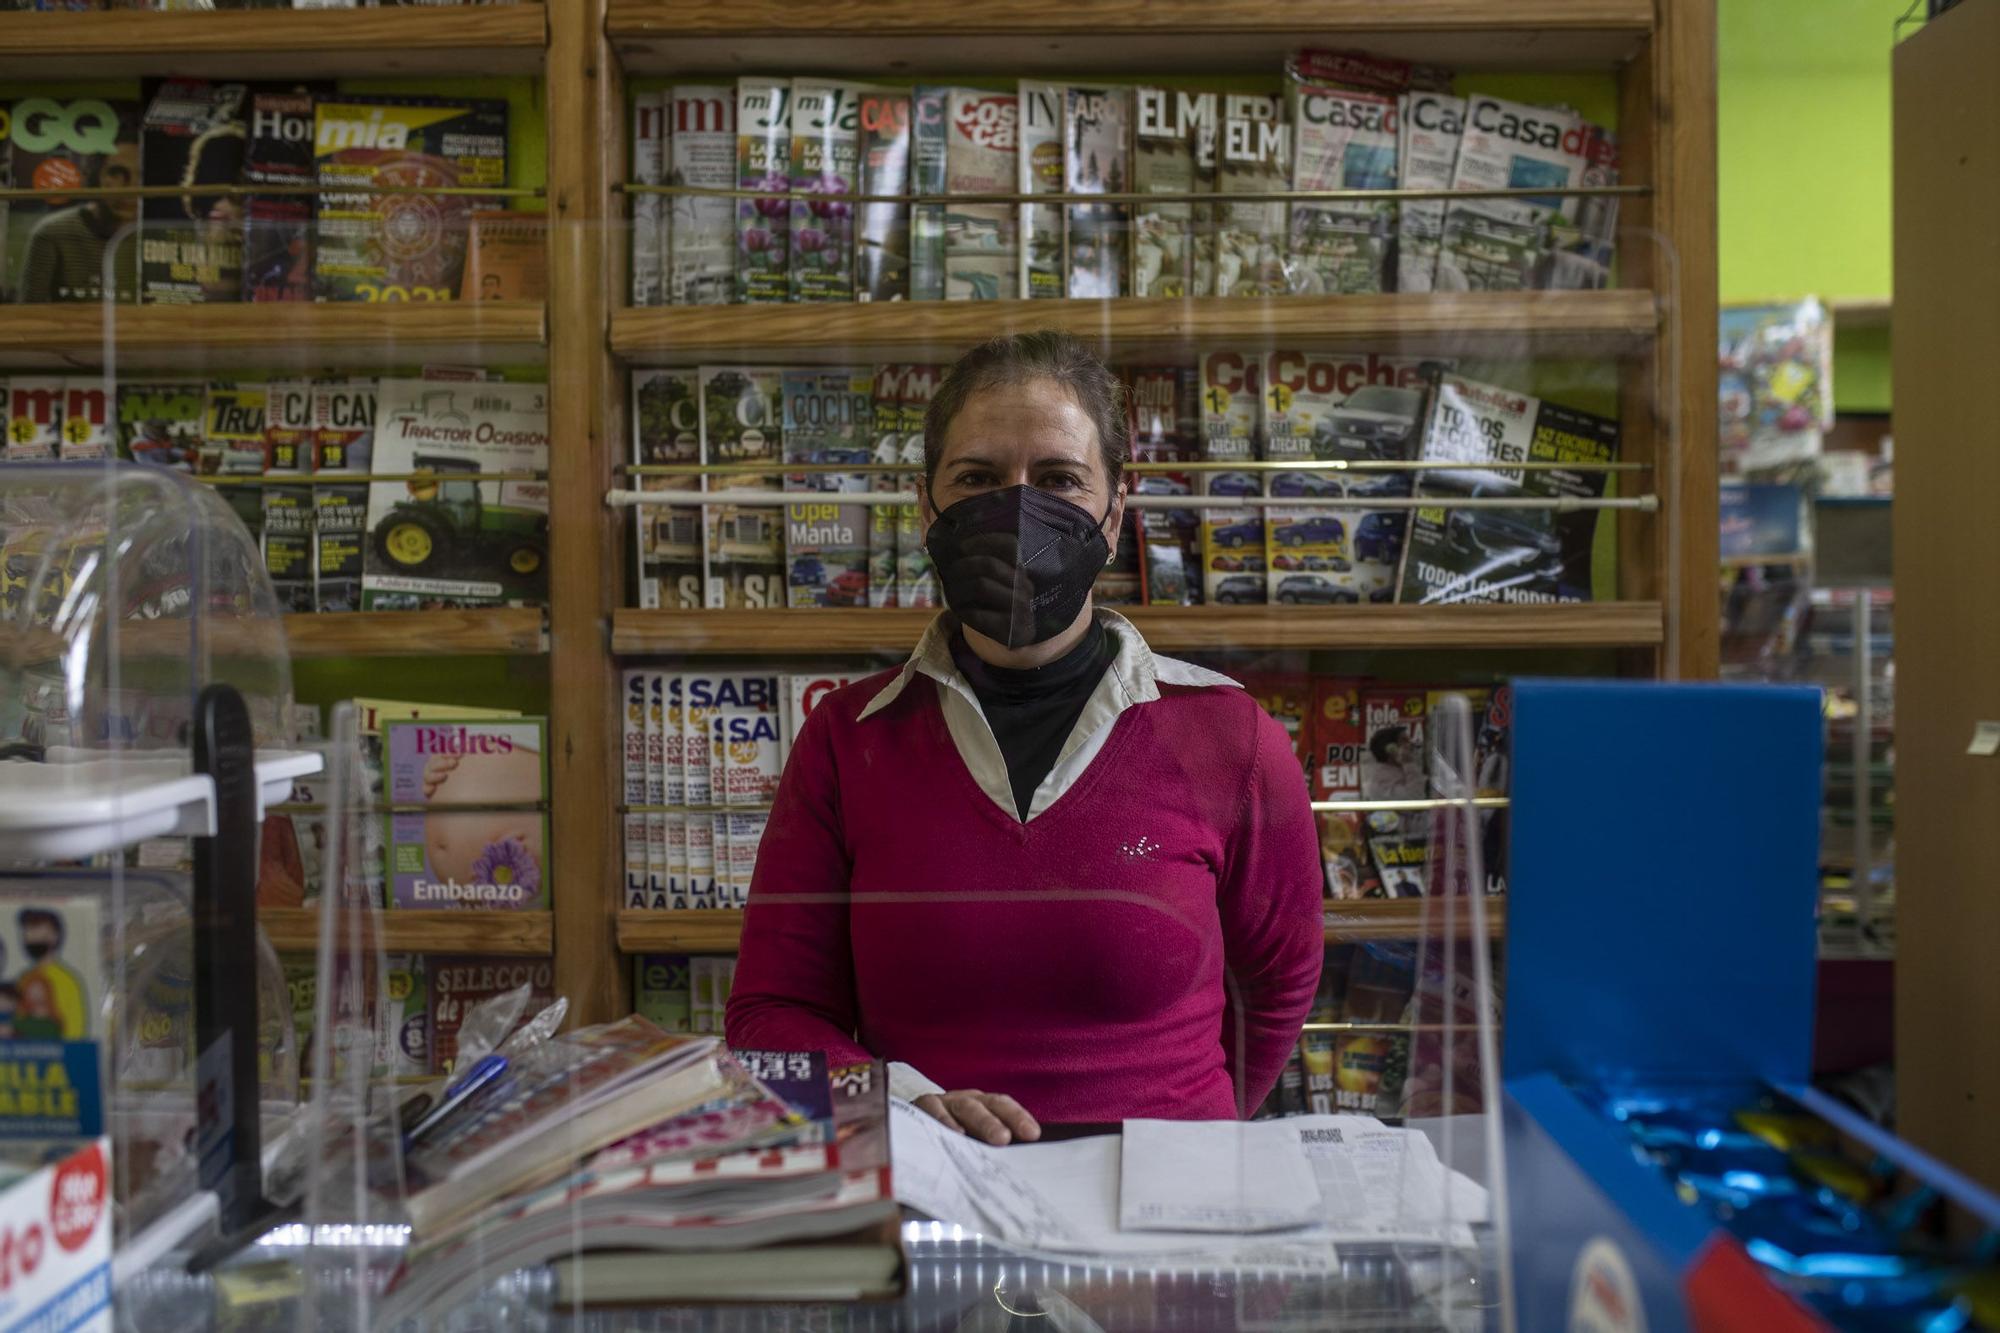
xmin=725 ymin=332 xmax=1324 ymax=1145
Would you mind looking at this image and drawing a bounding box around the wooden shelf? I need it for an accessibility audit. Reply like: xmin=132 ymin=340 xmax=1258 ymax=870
xmin=283 ymin=609 xmax=548 ymax=660
xmin=261 ymin=908 xmax=554 ymax=956
xmin=612 ymin=291 xmax=1658 ymax=367
xmin=0 ymin=302 xmax=545 ymax=372
xmin=617 ymin=899 xmax=1502 ymax=953
xmin=1830 ymin=298 xmax=1892 ymax=332
xmin=613 ymin=603 xmax=1664 ymax=657
xmin=608 ymin=0 xmax=1652 ymax=74
xmin=0 ymin=5 xmax=546 ymax=78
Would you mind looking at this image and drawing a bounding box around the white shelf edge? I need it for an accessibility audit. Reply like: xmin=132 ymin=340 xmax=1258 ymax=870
xmin=0 ymin=749 xmax=323 ymax=863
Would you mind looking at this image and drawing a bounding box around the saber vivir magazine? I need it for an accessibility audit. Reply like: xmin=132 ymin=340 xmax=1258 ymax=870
xmin=1395 ymin=372 xmax=1618 ymax=605
xmin=362 ymin=379 xmax=551 ymax=610
xmin=385 ymin=717 xmax=549 ymax=912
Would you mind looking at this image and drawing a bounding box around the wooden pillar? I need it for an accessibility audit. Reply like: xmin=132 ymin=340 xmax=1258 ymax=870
xmin=546 ymin=0 xmax=628 ymax=1026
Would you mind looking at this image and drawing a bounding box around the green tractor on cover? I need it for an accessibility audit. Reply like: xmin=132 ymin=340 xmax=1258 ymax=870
xmin=370 ymin=453 xmax=548 ymax=591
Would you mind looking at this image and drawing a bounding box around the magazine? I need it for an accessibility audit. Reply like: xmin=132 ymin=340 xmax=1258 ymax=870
xmin=313 ymin=95 xmax=508 ymax=302
xmin=1196 ymin=349 xmax=1265 ymax=605
xmin=1213 ymin=94 xmax=1291 ymax=298
xmin=698 ymin=366 xmax=785 ymax=609
xmin=202 ymin=381 xmax=268 ymax=475
xmin=781 ymin=368 xmax=872 ymax=607
xmin=854 ymin=90 xmax=911 ymax=302
xmin=734 ymin=79 xmax=792 ymax=304
xmin=622 ymin=670 xmax=649 ymax=911
xmin=667 ymin=85 xmax=736 ymax=307
xmin=115 ymin=381 xmax=203 ymax=471
xmin=384 ymin=718 xmax=549 ymax=912
xmin=1547 ymin=124 xmax=1619 ymax=290
xmin=1017 ymin=80 xmax=1065 ymax=301
xmin=1064 ymin=86 xmax=1130 ymax=299
xmin=362 ymin=379 xmax=551 ymax=610
xmin=789 ymin=80 xmax=863 ymax=304
xmin=242 ymin=87 xmax=319 ymax=303
xmin=1132 ymin=86 xmax=1216 ymax=299
xmin=1426 ymin=684 xmax=1510 ymax=897
xmin=1359 ymin=688 xmax=1429 ymax=897
xmin=1394 ymin=92 xmax=1465 ymax=293
xmin=426 ymin=956 xmax=555 ymax=1075
xmin=631 ymin=90 xmax=666 ymax=306
xmin=646 ymin=671 xmax=676 ymax=909
xmin=782 ymin=672 xmax=859 ymax=754
xmin=59 ymin=377 xmax=111 ymax=461
xmin=896 ymin=364 xmax=941 ymax=607
xmin=2 ymin=95 xmax=142 ymax=303
xmin=262 ymin=382 xmax=316 ymax=611
xmin=944 ymin=88 xmax=1018 ymax=301
xmin=460 ymin=211 xmax=545 ymax=300
xmin=1239 ymin=673 xmax=1312 ymax=777
xmin=1309 ymin=679 xmax=1381 ymax=900
xmin=1287 ymin=84 xmax=1397 ymax=295
xmin=866 ymin=365 xmax=904 ymax=607
xmin=1261 ymin=351 xmax=1435 ymax=604
xmin=140 ymin=79 xmax=248 ymax=304
xmin=1435 ymin=96 xmax=1587 ymax=292
xmin=6 ymin=378 xmax=61 ymax=462
xmin=907 ymin=87 xmax=949 ymax=302
xmin=312 ymin=378 xmax=376 ymax=613
xmin=631 ymin=369 xmax=704 ymax=610
xmin=1126 ymin=365 xmax=1201 ymax=605
xmin=634 ymin=953 xmax=692 ymax=1031
xmin=1395 ymin=374 xmax=1618 ymax=605
xmin=0 ymin=888 xmax=106 ymax=1141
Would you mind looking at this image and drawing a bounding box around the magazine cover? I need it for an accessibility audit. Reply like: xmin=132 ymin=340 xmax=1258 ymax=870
xmin=1396 ymin=374 xmax=1618 ymax=605
xmin=1239 ymin=672 xmax=1312 ymax=778
xmin=0 ymin=891 xmax=106 ymax=1140
xmin=1017 ymin=80 xmax=1065 ymax=301
xmin=140 ymin=79 xmax=248 ymax=304
xmin=734 ymin=78 xmax=792 ymax=304
xmin=1286 ymin=84 xmax=1396 ymax=296
xmin=260 ymin=381 xmax=314 ymax=611
xmin=896 ymin=363 xmax=941 ymax=607
xmin=313 ymin=96 xmax=508 ymax=301
xmin=384 ymin=717 xmax=549 ymax=911
xmin=944 ymin=88 xmax=1018 ymax=301
xmin=682 ymin=674 xmax=779 ymax=908
xmin=115 ymin=381 xmax=202 ymax=470
xmin=1126 ymin=365 xmax=1201 ymax=605
xmin=645 ymin=672 xmax=673 ymax=909
xmin=854 ymin=90 xmax=911 ymax=302
xmin=712 ymin=709 xmax=783 ymax=806
xmin=243 ymin=87 xmax=319 ymax=303
xmin=263 ymin=379 xmax=313 ymax=474
xmin=1548 ymin=124 xmax=1619 ymax=290
xmin=907 ymin=87 xmax=949 ymax=302
xmin=459 ymin=211 xmax=545 ymax=300
xmin=665 ymin=85 xmax=736 ymax=307
xmin=622 ymin=669 xmax=648 ymax=911
xmin=3 ymin=95 xmax=142 ymax=303
xmin=1360 ymin=687 xmax=1429 ymax=897
xmin=1214 ymin=93 xmax=1289 ymax=297
xmin=634 ymin=954 xmax=692 ymax=1031
xmin=789 ymin=80 xmax=862 ymax=304
xmin=1435 ymin=96 xmax=1586 ymax=292
xmin=59 ymin=377 xmax=111 ymax=461
xmin=630 ymin=90 xmax=666 ymax=306
xmin=723 ymin=812 xmax=765 ymax=909
xmin=1310 ymin=679 xmax=1381 ymax=900
xmin=1064 ymin=85 xmax=1130 ymax=299
xmin=698 ymin=365 xmax=784 ymax=609
xmin=782 ymin=672 xmax=859 ymax=755
xmin=1197 ymin=349 xmax=1264 ymax=605
xmin=312 ymin=378 xmax=375 ymax=613
xmin=5 ymin=377 xmax=61 ymax=462
xmin=1262 ymin=351 xmax=1434 ymax=603
xmin=631 ymin=369 xmax=704 ymax=611
xmin=1425 ymin=684 xmax=1509 ymax=898
xmin=1394 ymin=92 xmax=1465 ymax=294
xmin=362 ymin=379 xmax=551 ymax=609
xmin=202 ymin=381 xmax=268 ymax=474
xmin=428 ymin=957 xmax=555 ymax=1074
xmin=1132 ymin=86 xmax=1216 ymax=300
xmin=866 ymin=364 xmax=904 ymax=607
xmin=662 ymin=676 xmax=691 ymax=910
xmin=781 ymin=368 xmax=872 ymax=608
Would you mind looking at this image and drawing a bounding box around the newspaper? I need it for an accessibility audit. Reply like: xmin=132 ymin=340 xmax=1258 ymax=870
xmin=1287 ymin=84 xmax=1397 ymax=295
xmin=1132 ymin=86 xmax=1216 ymax=299
xmin=668 ymin=86 xmax=736 ymax=306
xmin=734 ymin=79 xmax=792 ymax=303
xmin=1215 ymin=94 xmax=1289 ymax=297
xmin=1435 ymin=95 xmax=1587 ymax=292
xmin=1393 ymin=92 xmax=1465 ymax=293
xmin=630 ymin=90 xmax=667 ymax=306
xmin=1064 ymin=86 xmax=1130 ymax=299
xmin=1017 ymin=80 xmax=1065 ymax=300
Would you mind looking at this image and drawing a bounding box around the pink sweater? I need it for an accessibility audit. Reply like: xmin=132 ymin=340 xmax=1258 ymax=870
xmin=724 ymin=665 xmax=1324 ymax=1123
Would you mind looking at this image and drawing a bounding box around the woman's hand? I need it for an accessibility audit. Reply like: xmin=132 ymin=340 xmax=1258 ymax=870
xmin=913 ymin=1090 xmax=1041 ymax=1146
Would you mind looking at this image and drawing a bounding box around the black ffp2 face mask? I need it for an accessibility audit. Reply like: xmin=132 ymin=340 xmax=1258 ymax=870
xmin=925 ymin=484 xmax=1113 ymax=649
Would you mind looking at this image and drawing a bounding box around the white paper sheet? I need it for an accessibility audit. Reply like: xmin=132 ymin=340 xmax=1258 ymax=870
xmin=1119 ymin=1118 xmax=1323 ymax=1232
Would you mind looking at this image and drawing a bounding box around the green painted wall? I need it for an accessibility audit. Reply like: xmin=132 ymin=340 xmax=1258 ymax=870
xmin=1719 ymin=0 xmax=1902 ymax=411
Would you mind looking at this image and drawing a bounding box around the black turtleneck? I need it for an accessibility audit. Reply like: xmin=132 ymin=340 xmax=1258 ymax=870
xmin=949 ymin=618 xmax=1118 ymax=820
